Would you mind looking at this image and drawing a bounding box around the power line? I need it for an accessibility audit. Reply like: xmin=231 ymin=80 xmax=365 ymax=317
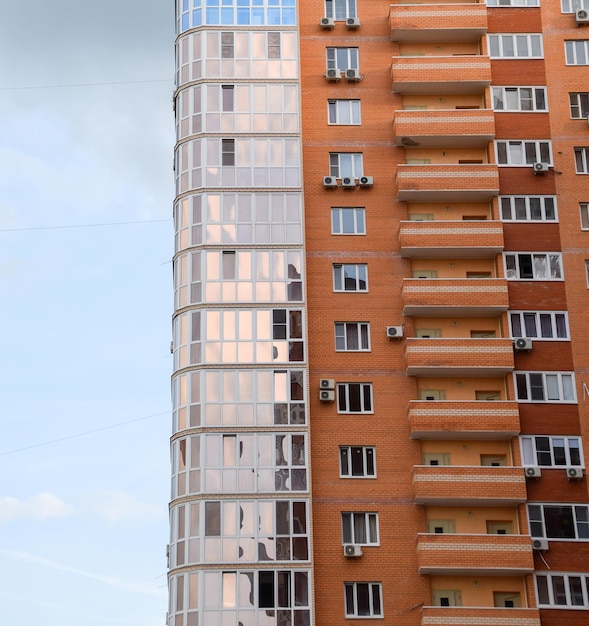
xmin=0 ymin=219 xmax=171 ymax=233
xmin=0 ymin=78 xmax=173 ymax=91
xmin=0 ymin=411 xmax=169 ymax=457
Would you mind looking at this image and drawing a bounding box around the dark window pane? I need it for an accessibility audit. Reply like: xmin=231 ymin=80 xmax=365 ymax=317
xmin=356 ymin=583 xmax=370 ymax=615
xmin=544 ymin=506 xmax=575 ymax=539
xmin=259 ymin=571 xmax=275 ymax=608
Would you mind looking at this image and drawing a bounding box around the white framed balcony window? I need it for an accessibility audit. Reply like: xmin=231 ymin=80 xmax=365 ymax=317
xmin=492 ymin=86 xmax=547 ymax=111
xmin=528 ymin=504 xmax=589 ymax=539
xmin=325 ymin=0 xmax=357 ymax=20
xmin=488 ymin=34 xmax=543 ymax=58
xmin=488 ymin=0 xmax=539 ymax=5
xmin=570 ymin=92 xmax=589 ymax=118
xmin=514 ymin=371 xmax=576 ymax=403
xmin=575 ymin=147 xmax=589 ymax=173
xmin=536 ymin=573 xmax=589 ymax=608
xmin=521 ymin=435 xmax=583 ymax=468
xmin=495 ymin=140 xmax=552 ymax=166
xmin=329 ymin=152 xmax=364 ymax=179
xmin=504 ymin=252 xmax=563 ymax=280
xmin=509 ymin=311 xmax=569 ymax=340
xmin=500 ymin=196 xmax=557 ymax=222
xmin=562 ymin=0 xmax=589 ymax=10
xmin=326 ymin=47 xmax=359 ymax=71
xmin=328 ymin=99 xmax=361 ymax=125
xmin=566 ymin=40 xmax=589 ymax=65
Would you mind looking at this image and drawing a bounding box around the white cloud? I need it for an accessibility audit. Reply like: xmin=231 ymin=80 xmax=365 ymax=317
xmin=85 ymin=490 xmax=164 ymax=523
xmin=0 ymin=492 xmax=72 ymax=522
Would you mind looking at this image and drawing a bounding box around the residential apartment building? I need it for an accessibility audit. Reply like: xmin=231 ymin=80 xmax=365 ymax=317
xmin=169 ymin=0 xmax=589 ymax=623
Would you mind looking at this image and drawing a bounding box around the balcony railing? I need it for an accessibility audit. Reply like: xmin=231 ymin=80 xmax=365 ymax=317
xmin=390 ymin=3 xmax=487 ymax=42
xmin=405 ymin=338 xmax=515 ymax=376
xmin=396 ymin=164 xmax=499 ymax=202
xmin=413 ymin=465 xmax=528 ymax=505
xmin=391 ymin=55 xmax=491 ymax=94
xmin=408 ymin=400 xmax=520 ymax=439
xmin=399 ymin=220 xmax=503 ymax=258
xmin=417 ymin=533 xmax=535 ymax=575
xmin=421 ymin=607 xmax=541 ymax=626
xmin=402 ymin=279 xmax=509 ymax=316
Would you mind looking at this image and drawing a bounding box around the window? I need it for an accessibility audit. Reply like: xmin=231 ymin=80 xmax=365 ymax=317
xmin=504 ymin=253 xmax=563 ymax=280
xmin=325 ymin=0 xmax=357 ymax=19
xmin=509 ymin=311 xmax=569 ymax=340
xmin=342 ymin=512 xmax=379 ymax=545
xmin=562 ymin=0 xmax=589 ymax=11
xmin=267 ymin=32 xmax=280 ymax=58
xmin=514 ymin=371 xmax=576 ymax=402
xmin=273 ymin=309 xmax=304 ymax=362
xmin=575 ymin=147 xmax=589 ymax=173
xmin=566 ymin=40 xmax=589 ymax=65
xmin=333 ymin=264 xmax=368 ymax=292
xmin=331 ymin=208 xmax=366 ymax=234
xmin=536 ymin=573 xmax=589 ymax=608
xmin=570 ymin=93 xmax=589 ymax=119
xmin=493 ymin=86 xmax=547 ymax=111
xmin=329 ymin=152 xmax=363 ymax=178
xmin=221 ymin=32 xmax=234 ymax=58
xmin=326 ymin=47 xmax=359 ymax=71
xmin=488 ymin=0 xmax=538 ymax=5
xmin=335 ymin=322 xmax=370 ymax=351
xmin=222 ymin=139 xmax=235 ymax=165
xmin=328 ymin=100 xmax=361 ymax=125
xmin=337 ymin=383 xmax=373 ymax=413
xmin=521 ymin=436 xmax=583 ymax=467
xmin=495 ymin=140 xmax=552 ymax=166
xmin=500 ymin=196 xmax=557 ymax=222
xmin=488 ymin=34 xmax=543 ymax=58
xmin=344 ymin=582 xmax=382 ymax=617
xmin=528 ymin=504 xmax=589 ymax=539
xmin=581 ymin=204 xmax=589 ymax=229
xmin=586 ymin=260 xmax=589 ymax=287
xmin=221 ymin=85 xmax=234 ymax=112
xmin=340 ymin=446 xmax=376 ymax=478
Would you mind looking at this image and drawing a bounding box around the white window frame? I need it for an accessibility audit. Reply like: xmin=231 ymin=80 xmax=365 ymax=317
xmin=528 ymin=504 xmax=589 ymax=540
xmin=488 ymin=0 xmax=539 ymax=5
xmin=329 ymin=152 xmax=364 ymax=179
xmin=586 ymin=260 xmax=589 ymax=288
xmin=495 ymin=140 xmax=552 ymax=166
xmin=488 ymin=34 xmax=544 ymax=58
xmin=514 ymin=371 xmax=577 ymax=403
xmin=341 ymin=512 xmax=380 ymax=545
xmin=326 ymin=47 xmax=359 ymax=71
xmin=504 ymin=252 xmax=563 ymax=280
xmin=492 ymin=86 xmax=547 ymax=112
xmin=333 ymin=264 xmax=368 ymax=292
xmin=562 ymin=0 xmax=589 ymax=11
xmin=328 ymin=99 xmax=361 ymax=125
xmin=331 ymin=207 xmax=366 ymax=235
xmin=521 ymin=435 xmax=583 ymax=468
xmin=575 ymin=147 xmax=589 ymax=173
xmin=509 ymin=311 xmax=569 ymax=340
xmin=325 ymin=0 xmax=357 ymax=19
xmin=566 ymin=40 xmax=589 ymax=65
xmin=344 ymin=582 xmax=383 ymax=617
xmin=570 ymin=93 xmax=589 ymax=119
xmin=583 ymin=203 xmax=589 ymax=229
xmin=536 ymin=572 xmax=589 ymax=608
xmin=339 ymin=446 xmax=376 ymax=478
xmin=335 ymin=322 xmax=370 ymax=351
xmin=500 ymin=196 xmax=557 ymax=222
xmin=337 ymin=382 xmax=373 ymax=414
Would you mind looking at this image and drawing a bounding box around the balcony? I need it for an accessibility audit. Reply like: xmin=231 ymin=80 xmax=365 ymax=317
xmin=390 ymin=3 xmax=487 ymax=43
xmin=393 ymin=109 xmax=495 ymax=148
xmin=421 ymin=607 xmax=541 ymax=626
xmin=402 ymin=279 xmax=509 ymax=316
xmin=396 ymin=164 xmax=499 ymax=203
xmin=409 ymin=401 xmax=520 ymax=440
xmin=417 ymin=533 xmax=534 ymax=575
xmin=413 ymin=465 xmax=527 ymax=505
xmin=405 ymin=338 xmax=514 ymax=377
xmin=399 ymin=220 xmax=503 ymax=258
xmin=391 ymin=55 xmax=491 ymax=94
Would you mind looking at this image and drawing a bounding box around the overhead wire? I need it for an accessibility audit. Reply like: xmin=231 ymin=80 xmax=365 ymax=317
xmin=0 ymin=78 xmax=173 ymax=91
xmin=0 ymin=219 xmax=171 ymax=233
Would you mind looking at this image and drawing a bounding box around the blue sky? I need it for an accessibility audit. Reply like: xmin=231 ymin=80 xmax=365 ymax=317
xmin=0 ymin=2 xmax=174 ymax=624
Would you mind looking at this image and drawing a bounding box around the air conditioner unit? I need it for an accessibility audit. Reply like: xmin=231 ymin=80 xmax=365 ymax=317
xmin=319 ymin=390 xmax=335 ymax=402
xmin=514 ymin=337 xmax=533 ymax=351
xmin=320 ymin=16 xmax=335 ymax=29
xmin=320 ymin=378 xmax=335 ymax=390
xmin=346 ymin=17 xmax=361 ymax=29
xmin=532 ymin=538 xmax=549 ymax=551
xmin=325 ymin=68 xmax=342 ymax=81
xmin=345 ymin=68 xmax=361 ymax=82
xmin=567 ymin=467 xmax=583 ymax=480
xmin=525 ymin=466 xmax=542 ymax=478
xmin=386 ymin=326 xmax=404 ymax=339
xmin=576 ymin=9 xmax=589 ymax=23
xmin=343 ymin=544 xmax=363 ymax=557
xmin=533 ymin=162 xmax=549 ymax=174
xmin=323 ymin=176 xmax=338 ymax=188
xmin=359 ymin=175 xmax=373 ymax=187
xmin=342 ymin=176 xmax=356 ymax=188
